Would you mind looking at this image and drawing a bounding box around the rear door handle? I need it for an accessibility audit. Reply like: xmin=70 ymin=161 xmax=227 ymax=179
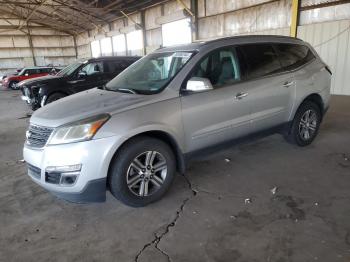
xmin=235 ymin=92 xmax=248 ymax=100
xmin=283 ymin=81 xmax=294 ymax=88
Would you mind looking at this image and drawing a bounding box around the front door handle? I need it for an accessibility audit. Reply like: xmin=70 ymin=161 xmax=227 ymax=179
xmin=283 ymin=81 xmax=294 ymax=88
xmin=235 ymin=92 xmax=248 ymax=100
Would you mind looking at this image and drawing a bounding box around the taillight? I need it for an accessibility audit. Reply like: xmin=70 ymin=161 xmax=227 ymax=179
xmin=325 ymin=65 xmax=332 ymax=75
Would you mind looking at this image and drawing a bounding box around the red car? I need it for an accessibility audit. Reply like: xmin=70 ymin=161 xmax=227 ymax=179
xmin=2 ymin=67 xmax=55 ymax=89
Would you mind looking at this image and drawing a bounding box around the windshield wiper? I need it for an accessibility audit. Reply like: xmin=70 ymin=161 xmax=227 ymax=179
xmin=116 ymin=88 xmax=138 ymax=94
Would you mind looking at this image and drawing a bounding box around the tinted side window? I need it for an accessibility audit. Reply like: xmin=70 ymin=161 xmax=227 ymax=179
xmin=26 ymin=69 xmax=39 ymax=75
xmin=275 ymin=44 xmax=315 ymax=70
xmin=191 ymin=47 xmax=241 ymax=88
xmin=41 ymin=68 xmax=52 ymax=73
xmin=238 ymin=44 xmax=282 ymax=79
xmin=105 ymin=60 xmax=132 ymax=74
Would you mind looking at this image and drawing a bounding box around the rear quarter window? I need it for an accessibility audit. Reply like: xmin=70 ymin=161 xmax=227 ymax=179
xmin=275 ymin=44 xmax=315 ymax=71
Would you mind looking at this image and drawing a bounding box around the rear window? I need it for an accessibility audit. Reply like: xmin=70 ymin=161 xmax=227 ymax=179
xmin=238 ymin=44 xmax=282 ymax=80
xmin=275 ymin=44 xmax=315 ymax=71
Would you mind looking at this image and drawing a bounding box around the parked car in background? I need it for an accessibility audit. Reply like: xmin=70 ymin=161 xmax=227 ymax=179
xmin=19 ymin=56 xmax=140 ymax=110
xmin=0 ymin=68 xmax=22 ymax=86
xmin=3 ymin=67 xmax=57 ymax=89
xmin=23 ymin=35 xmax=331 ymax=206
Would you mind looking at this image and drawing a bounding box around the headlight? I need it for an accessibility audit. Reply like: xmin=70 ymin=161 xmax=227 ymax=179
xmin=48 ymin=114 xmax=110 ymax=145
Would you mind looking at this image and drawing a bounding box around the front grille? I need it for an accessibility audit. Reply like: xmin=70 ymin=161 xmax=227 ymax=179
xmin=28 ymin=164 xmax=41 ymax=179
xmin=45 ymin=172 xmax=61 ymax=184
xmin=26 ymin=125 xmax=54 ymax=148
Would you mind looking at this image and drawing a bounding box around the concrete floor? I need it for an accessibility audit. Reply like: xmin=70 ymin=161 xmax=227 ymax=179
xmin=0 ymin=88 xmax=349 ymax=262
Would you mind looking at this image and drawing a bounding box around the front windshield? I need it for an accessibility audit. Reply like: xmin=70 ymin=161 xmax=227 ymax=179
xmin=105 ymin=51 xmax=194 ymax=94
xmin=57 ymin=62 xmax=82 ymax=77
xmin=18 ymin=69 xmax=26 ymax=76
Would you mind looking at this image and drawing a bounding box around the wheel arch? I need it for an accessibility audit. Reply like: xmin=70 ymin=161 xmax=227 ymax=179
xmin=294 ymin=93 xmax=325 ymax=120
xmin=47 ymin=90 xmax=69 ymax=98
xmin=107 ymin=130 xmax=186 ymax=180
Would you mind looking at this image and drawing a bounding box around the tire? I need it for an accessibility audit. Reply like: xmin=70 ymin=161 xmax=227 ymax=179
xmin=9 ymin=81 xmax=18 ymax=90
xmin=108 ymin=136 xmax=176 ymax=207
xmin=285 ymin=101 xmax=322 ymax=146
xmin=45 ymin=93 xmax=66 ymax=105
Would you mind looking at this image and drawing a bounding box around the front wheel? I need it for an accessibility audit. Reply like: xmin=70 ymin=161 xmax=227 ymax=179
xmin=108 ymin=137 xmax=176 ymax=207
xmin=285 ymin=101 xmax=321 ymax=146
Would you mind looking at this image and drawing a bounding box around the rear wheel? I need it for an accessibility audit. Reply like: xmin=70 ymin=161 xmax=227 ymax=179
xmin=108 ymin=137 xmax=176 ymax=207
xmin=46 ymin=93 xmax=66 ymax=105
xmin=285 ymin=101 xmax=321 ymax=146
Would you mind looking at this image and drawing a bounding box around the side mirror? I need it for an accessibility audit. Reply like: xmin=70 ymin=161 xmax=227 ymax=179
xmin=186 ymin=77 xmax=213 ymax=92
xmin=25 ymin=73 xmax=29 ymax=76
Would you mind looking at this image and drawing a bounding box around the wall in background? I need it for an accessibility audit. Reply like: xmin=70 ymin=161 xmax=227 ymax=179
xmin=0 ymin=21 xmax=77 ymax=75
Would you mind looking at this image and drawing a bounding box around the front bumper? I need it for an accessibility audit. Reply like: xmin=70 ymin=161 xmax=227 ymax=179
xmin=20 ymin=86 xmax=41 ymax=109
xmin=23 ymin=136 xmax=120 ymax=203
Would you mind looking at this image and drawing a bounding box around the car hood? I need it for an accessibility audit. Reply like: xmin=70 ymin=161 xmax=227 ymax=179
xmin=30 ymin=88 xmax=171 ymax=127
xmin=18 ymin=74 xmax=62 ymax=87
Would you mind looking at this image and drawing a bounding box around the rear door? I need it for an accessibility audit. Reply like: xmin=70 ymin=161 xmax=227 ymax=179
xmin=237 ymin=43 xmax=295 ymax=131
xmin=180 ymin=46 xmax=252 ymax=152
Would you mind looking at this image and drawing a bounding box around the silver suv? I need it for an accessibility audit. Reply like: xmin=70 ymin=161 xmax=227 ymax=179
xmin=23 ymin=36 xmax=331 ymax=207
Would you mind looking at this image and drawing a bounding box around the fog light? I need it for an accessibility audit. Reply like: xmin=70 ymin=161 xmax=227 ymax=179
xmin=61 ymin=175 xmax=77 ymax=185
xmin=45 ymin=164 xmax=81 ymax=186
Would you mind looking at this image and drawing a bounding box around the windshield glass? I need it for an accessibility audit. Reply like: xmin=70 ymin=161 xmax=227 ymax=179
xmin=18 ymin=69 xmax=26 ymax=76
xmin=57 ymin=62 xmax=82 ymax=77
xmin=105 ymin=51 xmax=194 ymax=94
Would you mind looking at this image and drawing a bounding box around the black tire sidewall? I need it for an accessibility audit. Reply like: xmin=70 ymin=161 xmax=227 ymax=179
xmin=108 ymin=137 xmax=176 ymax=207
xmin=291 ymin=101 xmax=321 ymax=146
xmin=9 ymin=81 xmax=18 ymax=90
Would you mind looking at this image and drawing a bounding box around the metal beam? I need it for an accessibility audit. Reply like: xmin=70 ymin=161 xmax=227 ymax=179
xmin=290 ymin=0 xmax=300 ymax=38
xmin=190 ymin=0 xmax=198 ymax=41
xmin=301 ymin=0 xmax=350 ymax=11
xmin=140 ymin=10 xmax=147 ymax=55
xmin=177 ymin=0 xmax=195 ymax=18
xmin=18 ymin=0 xmax=48 ymax=31
xmin=27 ymin=22 xmax=36 ymax=66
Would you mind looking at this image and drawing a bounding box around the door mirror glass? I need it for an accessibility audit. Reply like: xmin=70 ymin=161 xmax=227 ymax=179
xmin=186 ymin=77 xmax=213 ymax=92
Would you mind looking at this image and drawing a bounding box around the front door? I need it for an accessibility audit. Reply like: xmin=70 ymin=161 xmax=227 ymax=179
xmin=70 ymin=61 xmax=105 ymax=93
xmin=181 ymin=47 xmax=252 ymax=152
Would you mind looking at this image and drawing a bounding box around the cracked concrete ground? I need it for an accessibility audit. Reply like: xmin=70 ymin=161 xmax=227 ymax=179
xmin=0 ymin=88 xmax=349 ymax=262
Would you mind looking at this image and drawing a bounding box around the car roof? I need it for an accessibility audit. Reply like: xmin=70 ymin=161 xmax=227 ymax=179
xmin=155 ymin=35 xmax=305 ymax=53
xmin=88 ymin=56 xmax=141 ymax=62
xmin=22 ymin=66 xmax=54 ymax=70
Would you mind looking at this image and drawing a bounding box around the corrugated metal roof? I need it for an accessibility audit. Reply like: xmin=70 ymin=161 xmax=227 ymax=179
xmin=0 ymin=0 xmax=167 ymax=35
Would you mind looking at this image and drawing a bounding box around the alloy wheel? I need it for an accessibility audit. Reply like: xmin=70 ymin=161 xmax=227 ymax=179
xmin=299 ymin=109 xmax=317 ymax=141
xmin=126 ymin=151 xmax=167 ymax=197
